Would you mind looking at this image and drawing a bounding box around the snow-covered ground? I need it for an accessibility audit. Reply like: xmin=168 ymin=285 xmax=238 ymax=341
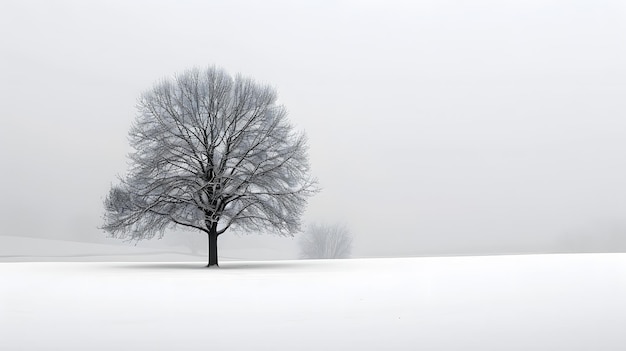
xmin=2 ymin=254 xmax=625 ymax=350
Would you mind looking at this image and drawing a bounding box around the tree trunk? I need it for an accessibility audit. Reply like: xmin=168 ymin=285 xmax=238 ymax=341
xmin=207 ymin=230 xmax=219 ymax=267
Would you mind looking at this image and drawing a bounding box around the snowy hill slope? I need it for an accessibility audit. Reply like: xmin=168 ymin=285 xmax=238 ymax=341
xmin=0 ymin=235 xmax=197 ymax=262
xmin=2 ymin=254 xmax=625 ymax=350
xmin=0 ymin=235 xmax=294 ymax=262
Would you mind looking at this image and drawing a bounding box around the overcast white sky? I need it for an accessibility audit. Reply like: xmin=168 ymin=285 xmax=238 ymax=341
xmin=1 ymin=0 xmax=625 ymax=257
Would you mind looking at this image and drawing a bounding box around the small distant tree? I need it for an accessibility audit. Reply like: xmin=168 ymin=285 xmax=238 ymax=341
xmin=102 ymin=66 xmax=317 ymax=267
xmin=299 ymin=223 xmax=353 ymax=259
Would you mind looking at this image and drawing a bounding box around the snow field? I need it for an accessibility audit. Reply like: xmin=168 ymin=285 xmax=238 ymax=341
xmin=1 ymin=254 xmax=625 ymax=350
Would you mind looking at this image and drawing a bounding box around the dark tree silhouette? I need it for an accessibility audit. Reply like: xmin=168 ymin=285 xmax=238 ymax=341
xmin=102 ymin=66 xmax=317 ymax=267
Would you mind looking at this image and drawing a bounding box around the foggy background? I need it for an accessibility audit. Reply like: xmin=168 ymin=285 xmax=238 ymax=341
xmin=1 ymin=0 xmax=625 ymax=259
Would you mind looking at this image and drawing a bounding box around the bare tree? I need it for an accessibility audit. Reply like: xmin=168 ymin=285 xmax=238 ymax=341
xmin=102 ymin=66 xmax=317 ymax=267
xmin=299 ymin=223 xmax=353 ymax=259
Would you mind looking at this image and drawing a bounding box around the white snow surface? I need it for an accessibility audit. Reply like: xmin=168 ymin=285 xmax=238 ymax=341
xmin=2 ymin=254 xmax=625 ymax=350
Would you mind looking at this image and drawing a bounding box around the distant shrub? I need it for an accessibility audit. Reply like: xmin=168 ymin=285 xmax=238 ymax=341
xmin=299 ymin=223 xmax=352 ymax=259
